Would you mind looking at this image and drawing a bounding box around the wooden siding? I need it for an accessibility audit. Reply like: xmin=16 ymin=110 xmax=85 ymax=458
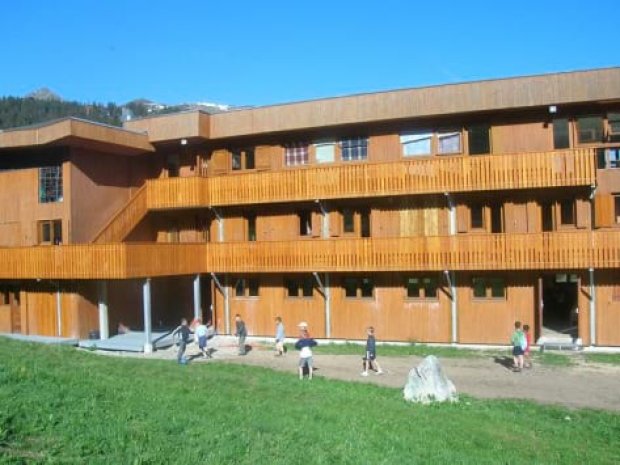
xmin=145 ymin=148 xmax=596 ymax=209
xmin=0 ymin=231 xmax=618 ymax=280
xmin=93 ymin=185 xmax=148 ymax=243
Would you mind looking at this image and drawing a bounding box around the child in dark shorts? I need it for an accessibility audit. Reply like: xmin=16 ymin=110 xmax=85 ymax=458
xmin=511 ymin=321 xmax=525 ymax=372
xmin=361 ymin=326 xmax=383 ymax=376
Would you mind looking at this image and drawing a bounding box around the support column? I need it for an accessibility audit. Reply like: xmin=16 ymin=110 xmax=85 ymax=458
xmin=317 ymin=201 xmax=331 ymax=338
xmin=589 ymin=268 xmax=596 ymax=346
xmin=143 ymin=278 xmax=153 ymax=353
xmin=444 ymin=270 xmax=458 ymax=344
xmin=98 ymin=281 xmax=109 ymax=340
xmin=445 ymin=193 xmax=456 ymax=236
xmin=211 ymin=273 xmax=230 ymax=335
xmin=55 ymin=284 xmax=62 ymax=337
xmin=193 ymin=274 xmax=202 ymax=321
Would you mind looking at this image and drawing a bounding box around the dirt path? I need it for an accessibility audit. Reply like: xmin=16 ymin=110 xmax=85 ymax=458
xmin=97 ymin=337 xmax=620 ymax=412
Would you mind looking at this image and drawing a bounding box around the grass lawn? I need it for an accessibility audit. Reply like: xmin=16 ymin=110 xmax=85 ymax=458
xmin=1 ymin=338 xmax=619 ymax=465
xmin=584 ymin=353 xmax=620 ymax=365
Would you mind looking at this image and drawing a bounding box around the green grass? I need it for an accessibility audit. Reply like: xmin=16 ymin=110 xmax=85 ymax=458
xmin=1 ymin=338 xmax=619 ymax=465
xmin=584 ymin=353 xmax=620 ymax=365
xmin=309 ymin=342 xmax=498 ymax=358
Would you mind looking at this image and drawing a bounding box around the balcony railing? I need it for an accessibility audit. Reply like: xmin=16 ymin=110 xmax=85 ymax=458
xmin=0 ymin=230 xmax=618 ymax=280
xmin=146 ymin=148 xmax=595 ymax=209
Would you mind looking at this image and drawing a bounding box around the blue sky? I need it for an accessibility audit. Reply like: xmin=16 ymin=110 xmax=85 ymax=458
xmin=2 ymin=0 xmax=618 ymax=107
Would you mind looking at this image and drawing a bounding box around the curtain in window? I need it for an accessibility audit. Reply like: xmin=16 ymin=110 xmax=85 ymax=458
xmin=437 ymin=131 xmax=461 ymax=154
xmin=315 ymin=141 xmax=335 ymax=163
xmin=401 ymin=132 xmax=432 ymax=156
xmin=284 ymin=143 xmax=309 ymax=166
xmin=341 ymin=137 xmax=368 ymax=161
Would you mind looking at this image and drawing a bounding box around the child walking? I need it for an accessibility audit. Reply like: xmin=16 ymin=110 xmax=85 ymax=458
xmin=361 ymin=326 xmax=383 ymax=376
xmin=274 ymin=316 xmax=285 ymax=356
xmin=234 ymin=314 xmax=247 ymax=356
xmin=295 ymin=328 xmax=317 ymax=380
xmin=173 ymin=318 xmax=191 ymax=364
xmin=194 ymin=317 xmax=210 ymax=359
xmin=511 ymin=321 xmax=525 ymax=372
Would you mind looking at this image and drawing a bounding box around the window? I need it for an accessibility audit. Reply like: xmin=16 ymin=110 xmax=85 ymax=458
xmin=284 ymin=143 xmax=309 ymax=166
xmin=343 ymin=277 xmax=374 ymax=298
xmin=342 ymin=209 xmax=355 ymax=233
xmin=246 ymin=214 xmax=257 ymax=241
xmin=235 ymin=278 xmax=259 ymax=297
xmin=470 ymin=205 xmax=484 ymax=229
xmin=165 ymin=153 xmax=180 ymax=177
xmin=608 ymin=113 xmax=620 ymax=141
xmin=560 ymin=199 xmax=575 ymax=225
xmin=406 ymin=277 xmax=438 ymax=299
xmin=360 ymin=209 xmax=370 ymax=238
xmin=542 ymin=202 xmax=554 ymax=232
xmin=472 ymin=277 xmax=505 ymax=299
xmin=598 ymin=148 xmax=620 ymax=169
xmin=468 ymin=124 xmax=490 ymax=155
xmin=298 ymin=211 xmax=312 ymax=236
xmin=553 ymin=118 xmax=570 ymax=149
xmin=315 ymin=140 xmax=335 ymax=163
xmin=39 ymin=166 xmax=63 ymax=203
xmin=232 ymin=148 xmax=255 ymax=170
xmin=576 ymin=116 xmax=604 ymax=144
xmin=341 ymin=137 xmax=368 ymax=161
xmin=614 ymin=195 xmax=620 ymax=224
xmin=401 ymin=132 xmax=432 ymax=156
xmin=437 ymin=130 xmax=461 ymax=154
xmin=285 ymin=276 xmax=314 ymax=298
xmin=490 ymin=204 xmax=503 ymax=233
xmin=38 ymin=220 xmax=62 ymax=245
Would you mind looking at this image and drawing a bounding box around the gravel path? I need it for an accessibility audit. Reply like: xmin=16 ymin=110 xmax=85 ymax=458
xmin=96 ymin=336 xmax=620 ymax=412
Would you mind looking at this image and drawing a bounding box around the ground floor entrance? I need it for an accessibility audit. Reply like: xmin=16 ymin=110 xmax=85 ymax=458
xmin=540 ymin=274 xmax=579 ymax=341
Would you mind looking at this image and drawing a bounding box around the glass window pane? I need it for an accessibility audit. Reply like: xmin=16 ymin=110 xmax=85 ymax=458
xmin=247 ymin=214 xmax=257 ymax=241
xmin=248 ymin=278 xmax=259 ymax=297
xmin=608 ymin=149 xmax=620 ymax=169
xmin=360 ymin=278 xmax=374 ymax=298
xmin=560 ymin=200 xmax=575 ymax=225
xmin=406 ymin=278 xmax=421 ymax=298
xmin=577 ymin=116 xmax=603 ymax=143
xmin=315 ymin=143 xmax=335 ymax=163
xmin=41 ymin=222 xmax=51 ymax=243
xmin=473 ymin=278 xmax=486 ymax=298
xmin=553 ymin=118 xmax=570 ymax=149
xmin=423 ymin=277 xmax=437 ymax=298
xmin=53 ymin=220 xmax=62 ymax=244
xmin=471 ymin=205 xmax=484 ymax=229
xmin=245 ymin=149 xmax=255 ymax=169
xmin=615 ymin=196 xmax=620 ymax=224
xmin=468 ymin=125 xmax=490 ymax=155
xmin=343 ymin=278 xmax=357 ymax=298
xmin=437 ymin=131 xmax=461 ymax=154
xmin=302 ymin=277 xmax=314 ymax=297
xmin=232 ymin=151 xmax=242 ymax=170
xmin=235 ymin=279 xmax=245 ymax=297
xmin=285 ymin=279 xmax=298 ymax=297
xmin=298 ymin=211 xmax=312 ymax=236
xmin=403 ymin=138 xmax=432 ymax=156
xmin=490 ymin=278 xmax=505 ymax=298
xmin=360 ymin=210 xmax=370 ymax=238
xmin=39 ymin=166 xmax=63 ymax=203
xmin=343 ymin=209 xmax=355 ymax=233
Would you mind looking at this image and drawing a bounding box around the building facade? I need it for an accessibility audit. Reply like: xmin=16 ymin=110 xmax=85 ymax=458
xmin=0 ymin=68 xmax=619 ymax=347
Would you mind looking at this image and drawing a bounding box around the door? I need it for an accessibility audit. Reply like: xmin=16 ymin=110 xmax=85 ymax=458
xmin=541 ymin=274 xmax=578 ymax=339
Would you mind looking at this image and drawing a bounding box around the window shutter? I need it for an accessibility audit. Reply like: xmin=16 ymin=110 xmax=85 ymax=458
xmin=456 ymin=204 xmax=468 ymax=232
xmin=255 ymin=146 xmax=272 ymax=170
xmin=311 ymin=211 xmax=322 ymax=237
xmin=329 ymin=211 xmax=342 ymax=237
xmin=575 ymin=198 xmax=590 ymax=229
xmin=210 ymin=150 xmax=229 ymax=175
xmin=594 ymin=194 xmax=613 ymax=228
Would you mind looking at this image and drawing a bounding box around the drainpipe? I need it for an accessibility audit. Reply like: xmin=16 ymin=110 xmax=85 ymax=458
xmin=315 ymin=200 xmax=331 ymax=338
xmin=211 ymin=273 xmax=230 ymax=334
xmin=445 ymin=192 xmax=456 ymax=235
xmin=444 ymin=270 xmax=458 ymax=344
xmin=193 ymin=274 xmax=202 ymax=321
xmin=210 ymin=206 xmax=224 ymax=242
xmin=98 ymin=281 xmax=109 ymax=340
xmin=589 ymin=267 xmax=596 ymax=346
xmin=143 ymin=278 xmax=153 ymax=353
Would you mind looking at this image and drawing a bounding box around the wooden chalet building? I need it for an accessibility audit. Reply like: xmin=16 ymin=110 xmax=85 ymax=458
xmin=1 ymin=68 xmax=620 ymax=349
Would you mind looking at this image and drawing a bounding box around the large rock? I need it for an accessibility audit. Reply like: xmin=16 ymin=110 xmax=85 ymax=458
xmin=403 ymin=355 xmax=458 ymax=404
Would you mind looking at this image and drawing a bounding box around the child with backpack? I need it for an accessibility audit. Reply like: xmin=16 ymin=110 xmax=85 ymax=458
xmin=511 ymin=321 xmax=526 ymax=372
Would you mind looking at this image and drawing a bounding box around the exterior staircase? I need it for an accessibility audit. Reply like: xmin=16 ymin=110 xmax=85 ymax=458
xmin=92 ymin=185 xmax=148 ymax=243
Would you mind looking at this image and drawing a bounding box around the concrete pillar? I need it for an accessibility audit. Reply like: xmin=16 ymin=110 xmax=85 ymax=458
xmin=324 ymin=273 xmax=331 ymax=338
xmin=55 ymin=284 xmax=62 ymax=337
xmin=589 ymin=268 xmax=596 ymax=346
xmin=193 ymin=274 xmax=202 ymax=321
xmin=98 ymin=281 xmax=109 ymax=340
xmin=444 ymin=270 xmax=458 ymax=344
xmin=224 ymin=276 xmax=230 ymax=334
xmin=143 ymin=278 xmax=153 ymax=353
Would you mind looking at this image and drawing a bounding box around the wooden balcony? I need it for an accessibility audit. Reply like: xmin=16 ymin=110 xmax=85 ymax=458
xmin=0 ymin=231 xmax=618 ymax=280
xmin=146 ymin=148 xmax=595 ymax=209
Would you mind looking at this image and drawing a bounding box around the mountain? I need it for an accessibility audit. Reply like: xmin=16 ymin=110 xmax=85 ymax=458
xmin=25 ymin=87 xmax=62 ymax=101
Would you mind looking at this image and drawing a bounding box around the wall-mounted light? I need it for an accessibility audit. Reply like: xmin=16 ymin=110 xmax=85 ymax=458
xmin=181 ymin=139 xmax=188 ymax=145
xmin=548 ymin=105 xmax=557 ymax=114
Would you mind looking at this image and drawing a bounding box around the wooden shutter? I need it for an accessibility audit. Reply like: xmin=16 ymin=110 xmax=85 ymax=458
xmin=209 ymin=150 xmax=229 ymax=175
xmin=575 ymin=198 xmax=590 ymax=229
xmin=311 ymin=211 xmax=322 ymax=237
xmin=456 ymin=204 xmax=468 ymax=233
xmin=594 ymin=194 xmax=614 ymax=228
xmin=255 ymin=146 xmax=272 ymax=171
xmin=329 ymin=211 xmax=342 ymax=237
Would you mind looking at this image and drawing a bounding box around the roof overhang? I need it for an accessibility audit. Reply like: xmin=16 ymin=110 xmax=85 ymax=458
xmin=0 ymin=118 xmax=154 ymax=155
xmin=123 ymin=110 xmax=210 ymax=143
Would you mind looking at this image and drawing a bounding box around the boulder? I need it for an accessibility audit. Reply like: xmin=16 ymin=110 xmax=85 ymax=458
xmin=403 ymin=355 xmax=458 ymax=404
